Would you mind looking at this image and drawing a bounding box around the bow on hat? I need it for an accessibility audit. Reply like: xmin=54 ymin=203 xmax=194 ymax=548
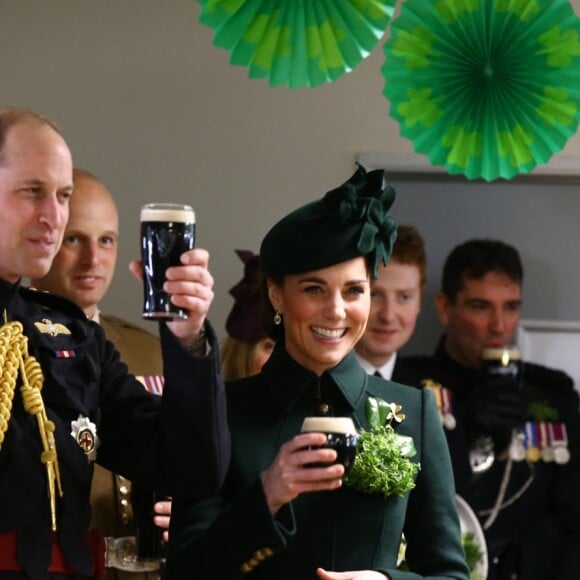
xmin=313 ymin=165 xmax=398 ymax=277
xmin=260 ymin=165 xmax=398 ymax=278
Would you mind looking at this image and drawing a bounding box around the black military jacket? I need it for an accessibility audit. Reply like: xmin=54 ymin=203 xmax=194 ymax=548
xmin=0 ymin=279 xmax=229 ymax=579
xmin=394 ymin=338 xmax=580 ymax=580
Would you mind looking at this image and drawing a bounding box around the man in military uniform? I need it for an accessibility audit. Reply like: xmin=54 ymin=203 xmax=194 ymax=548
xmin=31 ymin=169 xmax=169 ymax=579
xmin=0 ymin=108 xmax=229 ymax=579
xmin=394 ymin=239 xmax=580 ymax=579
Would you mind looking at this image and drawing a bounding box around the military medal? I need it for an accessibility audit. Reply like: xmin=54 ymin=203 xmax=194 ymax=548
xmin=524 ymin=422 xmax=541 ymax=463
xmin=422 ymin=379 xmax=455 ymax=430
xmin=70 ymin=415 xmax=99 ymax=462
xmin=136 ymin=375 xmax=165 ymax=395
xmin=550 ymin=422 xmax=571 ymax=465
xmin=440 ymin=387 xmax=456 ymax=430
xmin=538 ymin=422 xmax=554 ymax=462
xmin=509 ymin=430 xmax=526 ymax=462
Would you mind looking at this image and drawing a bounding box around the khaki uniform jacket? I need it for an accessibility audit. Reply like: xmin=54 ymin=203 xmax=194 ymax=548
xmin=90 ymin=314 xmax=163 ymax=580
xmin=167 ymin=344 xmax=469 ymax=580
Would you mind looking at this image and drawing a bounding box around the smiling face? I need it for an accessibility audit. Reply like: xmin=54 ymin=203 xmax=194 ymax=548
xmin=32 ymin=171 xmax=118 ymax=318
xmin=355 ymin=260 xmax=422 ymax=367
xmin=0 ymin=121 xmax=73 ymax=282
xmin=436 ymin=271 xmax=522 ymax=368
xmin=267 ymin=257 xmax=370 ymax=376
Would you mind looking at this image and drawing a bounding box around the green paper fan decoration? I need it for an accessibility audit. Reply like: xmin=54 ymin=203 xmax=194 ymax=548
xmin=382 ymin=0 xmax=580 ymax=181
xmin=198 ymin=0 xmax=396 ymax=89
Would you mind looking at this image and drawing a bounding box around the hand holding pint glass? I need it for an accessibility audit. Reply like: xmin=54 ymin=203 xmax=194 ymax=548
xmin=140 ymin=203 xmax=196 ymax=320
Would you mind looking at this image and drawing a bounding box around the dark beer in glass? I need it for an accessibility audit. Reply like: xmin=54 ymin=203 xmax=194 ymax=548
xmin=140 ymin=203 xmax=195 ymax=320
xmin=132 ymin=484 xmax=164 ymax=563
xmin=482 ymin=346 xmax=523 ymax=391
xmin=301 ymin=416 xmax=358 ymax=475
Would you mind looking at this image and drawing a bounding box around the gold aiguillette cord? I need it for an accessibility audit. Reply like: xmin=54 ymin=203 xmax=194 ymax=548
xmin=0 ymin=317 xmax=63 ymax=530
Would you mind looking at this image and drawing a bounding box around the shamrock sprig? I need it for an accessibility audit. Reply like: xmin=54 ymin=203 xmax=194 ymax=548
xmin=345 ymin=396 xmax=420 ymax=498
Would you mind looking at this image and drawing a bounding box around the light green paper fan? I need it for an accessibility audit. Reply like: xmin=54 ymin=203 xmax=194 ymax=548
xmin=382 ymin=0 xmax=580 ymax=181
xmin=198 ymin=0 xmax=396 ymax=89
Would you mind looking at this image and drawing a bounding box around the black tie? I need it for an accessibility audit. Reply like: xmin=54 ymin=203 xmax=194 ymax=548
xmin=373 ymin=370 xmax=383 ymax=378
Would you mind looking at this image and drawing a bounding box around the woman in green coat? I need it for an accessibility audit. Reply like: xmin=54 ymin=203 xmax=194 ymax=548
xmin=167 ymin=167 xmax=469 ymax=580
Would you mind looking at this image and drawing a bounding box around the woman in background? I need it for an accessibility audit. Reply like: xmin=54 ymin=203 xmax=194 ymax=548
xmin=220 ymin=249 xmax=275 ymax=381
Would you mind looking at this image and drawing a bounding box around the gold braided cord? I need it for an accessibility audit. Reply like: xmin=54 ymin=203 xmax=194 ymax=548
xmin=0 ymin=320 xmax=63 ymax=531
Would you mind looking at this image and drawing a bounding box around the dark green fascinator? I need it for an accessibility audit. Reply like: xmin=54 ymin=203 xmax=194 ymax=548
xmin=260 ymin=166 xmax=397 ymax=278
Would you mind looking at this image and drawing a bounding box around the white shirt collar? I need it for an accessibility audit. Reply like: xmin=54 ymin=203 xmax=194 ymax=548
xmin=354 ymin=351 xmax=397 ymax=380
xmin=90 ymin=308 xmax=100 ymax=323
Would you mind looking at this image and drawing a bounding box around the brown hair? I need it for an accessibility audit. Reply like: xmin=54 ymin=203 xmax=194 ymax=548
xmin=441 ymin=239 xmax=522 ymax=302
xmin=390 ymin=224 xmax=427 ymax=293
xmin=0 ymin=107 xmax=62 ymax=166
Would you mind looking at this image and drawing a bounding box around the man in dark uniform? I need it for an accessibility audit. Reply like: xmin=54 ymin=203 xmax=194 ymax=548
xmin=394 ymin=239 xmax=580 ymax=580
xmin=0 ymin=108 xmax=230 ymax=579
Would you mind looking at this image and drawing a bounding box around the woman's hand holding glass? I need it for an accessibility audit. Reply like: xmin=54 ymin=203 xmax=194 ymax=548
xmin=260 ymin=432 xmax=344 ymax=515
xmin=317 ymin=569 xmax=389 ymax=579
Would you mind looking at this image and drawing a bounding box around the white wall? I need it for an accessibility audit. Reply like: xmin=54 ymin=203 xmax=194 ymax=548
xmin=2 ymin=1 xmax=580 ymax=360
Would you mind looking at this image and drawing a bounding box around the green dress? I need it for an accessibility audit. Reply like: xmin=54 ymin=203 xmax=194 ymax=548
xmin=167 ymin=345 xmax=469 ymax=580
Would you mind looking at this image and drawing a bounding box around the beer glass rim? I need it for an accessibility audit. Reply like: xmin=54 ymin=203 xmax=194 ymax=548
xmin=140 ymin=203 xmax=195 ymax=222
xmin=481 ymin=346 xmax=521 ymax=361
xmin=141 ymin=202 xmax=194 ymax=211
xmin=301 ymin=416 xmax=357 ymax=434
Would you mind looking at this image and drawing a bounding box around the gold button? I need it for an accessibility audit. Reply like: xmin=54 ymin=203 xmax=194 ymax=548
xmin=241 ymin=563 xmax=252 ymax=573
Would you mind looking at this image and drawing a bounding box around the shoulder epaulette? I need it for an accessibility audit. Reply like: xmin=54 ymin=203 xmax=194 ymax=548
xmin=20 ymin=286 xmax=87 ymax=319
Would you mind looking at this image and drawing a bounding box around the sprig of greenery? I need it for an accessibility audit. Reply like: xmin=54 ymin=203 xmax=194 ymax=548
xmin=527 ymin=401 xmax=558 ymax=422
xmin=345 ymin=395 xmax=420 ymax=498
xmin=345 ymin=424 xmax=419 ymax=497
xmin=462 ymin=532 xmax=484 ymax=575
xmin=397 ymin=532 xmax=484 ymax=576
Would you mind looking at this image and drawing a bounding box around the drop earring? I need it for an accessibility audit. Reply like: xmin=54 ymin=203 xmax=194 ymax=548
xmin=274 ymin=309 xmax=282 ymax=325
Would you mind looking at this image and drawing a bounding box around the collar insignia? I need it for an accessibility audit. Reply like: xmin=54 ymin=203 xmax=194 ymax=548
xmin=34 ymin=318 xmax=72 ymax=337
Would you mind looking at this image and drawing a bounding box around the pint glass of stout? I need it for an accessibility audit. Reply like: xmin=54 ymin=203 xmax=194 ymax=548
xmin=300 ymin=416 xmax=358 ymax=476
xmin=140 ymin=203 xmax=195 ymax=320
xmin=482 ymin=346 xmax=523 ymax=391
xmin=131 ymin=484 xmax=164 ymax=567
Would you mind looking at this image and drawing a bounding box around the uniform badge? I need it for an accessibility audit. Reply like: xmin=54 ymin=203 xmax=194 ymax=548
xmin=470 ymin=436 xmax=495 ymax=473
xmin=70 ymin=415 xmax=99 ymax=461
xmin=34 ymin=318 xmax=72 ymax=337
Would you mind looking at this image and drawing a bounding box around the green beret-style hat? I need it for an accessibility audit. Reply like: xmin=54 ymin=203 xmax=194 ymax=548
xmin=260 ymin=165 xmax=397 ymax=278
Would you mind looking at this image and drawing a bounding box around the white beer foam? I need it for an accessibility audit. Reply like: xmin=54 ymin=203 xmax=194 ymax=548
xmin=482 ymin=347 xmax=521 ymax=361
xmin=301 ymin=416 xmax=356 ymax=434
xmin=141 ymin=206 xmax=195 ymax=223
